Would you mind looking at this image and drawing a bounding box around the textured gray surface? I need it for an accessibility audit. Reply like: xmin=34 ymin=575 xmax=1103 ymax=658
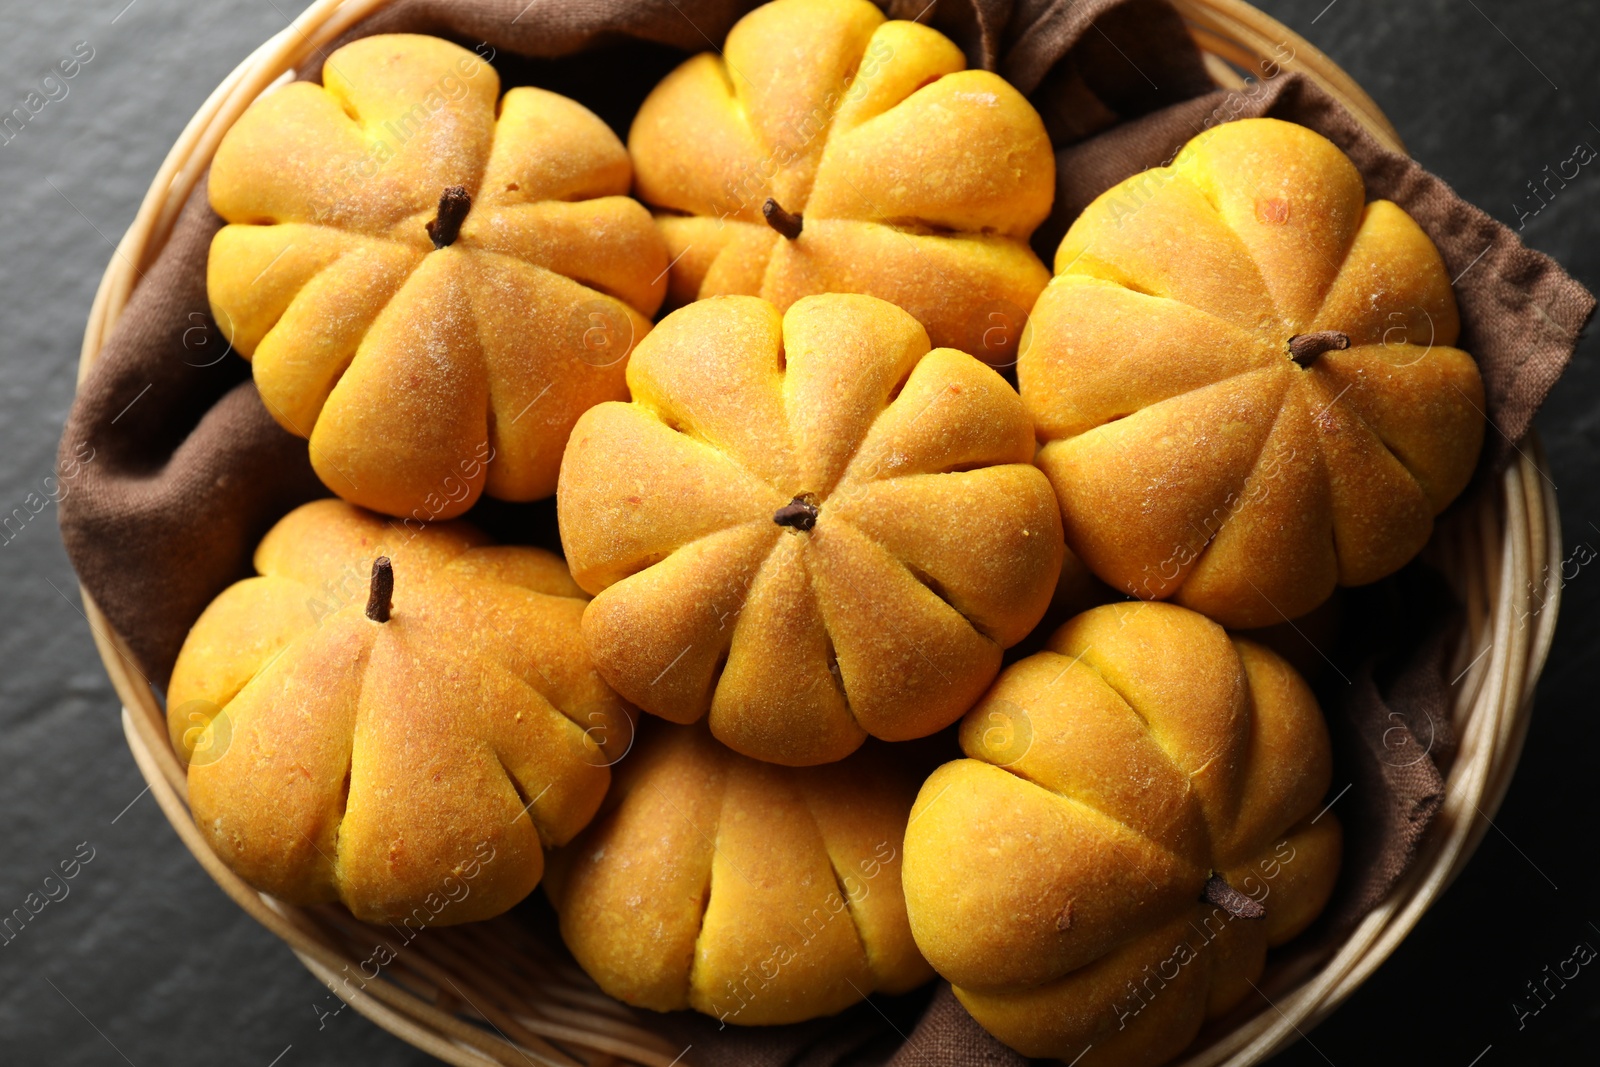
xmin=1 ymin=0 xmax=1595 ymax=1064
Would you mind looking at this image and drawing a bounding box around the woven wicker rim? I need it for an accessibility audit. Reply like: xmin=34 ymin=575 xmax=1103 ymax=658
xmin=72 ymin=1 xmax=1562 ymax=1064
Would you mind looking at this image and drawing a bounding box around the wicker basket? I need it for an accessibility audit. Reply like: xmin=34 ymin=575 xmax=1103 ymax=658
xmin=73 ymin=0 xmax=1562 ymax=1063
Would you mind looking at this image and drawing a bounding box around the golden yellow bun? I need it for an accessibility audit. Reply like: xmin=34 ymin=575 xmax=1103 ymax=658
xmin=208 ymin=34 xmax=668 ymax=519
xmin=557 ymin=293 xmax=1064 ymax=766
xmin=544 ymin=723 xmax=933 ymax=1024
xmin=629 ymin=0 xmax=1053 ymax=365
xmin=1020 ymin=118 xmax=1484 ymax=627
xmin=167 ymin=500 xmax=631 ymax=925
xmin=902 ymin=602 xmax=1341 ymax=1065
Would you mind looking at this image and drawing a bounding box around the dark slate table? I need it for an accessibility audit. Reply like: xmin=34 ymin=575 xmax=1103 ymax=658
xmin=1 ymin=0 xmax=1594 ymax=1063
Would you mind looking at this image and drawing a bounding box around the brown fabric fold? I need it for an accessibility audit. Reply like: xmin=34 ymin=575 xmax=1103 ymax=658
xmin=55 ymin=1 xmax=1593 ymax=1065
xmin=1322 ymin=629 xmax=1455 ymax=929
xmin=889 ymin=985 xmax=1029 ymax=1067
xmin=55 ymin=178 xmax=324 ymax=683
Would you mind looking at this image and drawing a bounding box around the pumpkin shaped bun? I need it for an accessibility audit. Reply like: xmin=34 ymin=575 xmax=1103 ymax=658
xmin=903 ymin=602 xmax=1342 ymax=1066
xmin=207 ymin=34 xmax=669 ymax=520
xmin=545 ymin=723 xmax=933 ymax=1024
xmin=557 ymin=293 xmax=1064 ymax=766
xmin=629 ymin=0 xmax=1054 ymax=365
xmin=1019 ymin=118 xmax=1484 ymax=628
xmin=166 ymin=500 xmax=632 ymax=925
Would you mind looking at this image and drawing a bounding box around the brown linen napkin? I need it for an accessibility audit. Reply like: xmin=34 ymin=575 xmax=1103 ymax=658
xmin=55 ymin=1 xmax=1593 ymax=1064
xmin=55 ymin=180 xmax=324 ymax=682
